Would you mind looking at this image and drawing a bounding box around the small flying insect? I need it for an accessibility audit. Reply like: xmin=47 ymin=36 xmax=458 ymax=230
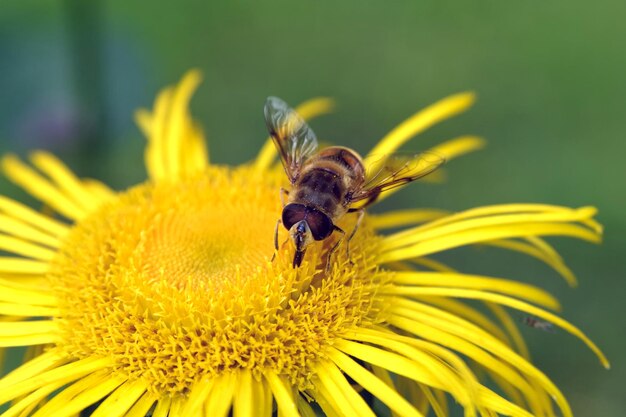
xmin=521 ymin=316 xmax=556 ymax=333
xmin=264 ymin=96 xmax=445 ymax=269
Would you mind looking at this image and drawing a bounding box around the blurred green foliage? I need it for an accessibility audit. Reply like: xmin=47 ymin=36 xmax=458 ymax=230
xmin=1 ymin=0 xmax=624 ymax=415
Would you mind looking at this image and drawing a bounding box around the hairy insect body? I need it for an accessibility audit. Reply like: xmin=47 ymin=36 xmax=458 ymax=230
xmin=264 ymin=96 xmax=444 ymax=268
xmin=292 ymin=147 xmax=364 ymax=219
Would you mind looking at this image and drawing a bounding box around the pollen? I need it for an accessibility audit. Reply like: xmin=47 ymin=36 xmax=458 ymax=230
xmin=48 ymin=165 xmax=386 ymax=395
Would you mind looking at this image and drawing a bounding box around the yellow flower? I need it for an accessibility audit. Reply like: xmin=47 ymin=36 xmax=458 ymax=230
xmin=0 ymin=70 xmax=608 ymax=417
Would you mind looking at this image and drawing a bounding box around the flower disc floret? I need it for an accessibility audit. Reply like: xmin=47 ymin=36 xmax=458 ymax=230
xmin=49 ymin=166 xmax=387 ymax=395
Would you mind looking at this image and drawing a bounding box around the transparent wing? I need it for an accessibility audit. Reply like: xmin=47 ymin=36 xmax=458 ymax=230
xmin=264 ymin=96 xmax=319 ymax=183
xmin=348 ymin=151 xmax=445 ymax=206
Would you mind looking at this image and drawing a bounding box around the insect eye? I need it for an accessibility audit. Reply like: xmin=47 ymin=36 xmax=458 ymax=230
xmin=282 ymin=204 xmax=306 ymax=229
xmin=306 ymin=210 xmax=333 ymax=241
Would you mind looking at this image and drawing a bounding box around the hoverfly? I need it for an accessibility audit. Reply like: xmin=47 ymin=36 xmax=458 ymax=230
xmin=264 ymin=96 xmax=445 ymax=268
xmin=521 ymin=316 xmax=556 ymax=333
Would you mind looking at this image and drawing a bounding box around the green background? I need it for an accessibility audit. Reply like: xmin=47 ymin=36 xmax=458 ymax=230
xmin=1 ymin=1 xmax=624 ymax=415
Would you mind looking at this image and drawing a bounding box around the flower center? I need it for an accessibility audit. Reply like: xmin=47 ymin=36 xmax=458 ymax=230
xmin=48 ymin=166 xmax=387 ymax=394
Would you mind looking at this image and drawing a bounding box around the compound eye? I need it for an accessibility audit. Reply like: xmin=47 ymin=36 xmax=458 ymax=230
xmin=306 ymin=210 xmax=333 ymax=241
xmin=282 ymin=204 xmax=306 ymax=230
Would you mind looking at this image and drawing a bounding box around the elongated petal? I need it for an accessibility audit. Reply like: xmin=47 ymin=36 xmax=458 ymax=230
xmin=2 ymin=155 xmax=85 ymax=220
xmin=365 ymin=92 xmax=476 ymax=167
xmin=0 ymin=357 xmax=113 ymax=404
xmin=390 ymin=272 xmax=560 ymax=310
xmin=373 ymin=135 xmax=485 ymax=204
xmin=0 ymin=234 xmax=56 ymax=261
xmin=0 ymin=196 xmax=68 ymax=238
xmin=89 ymin=379 xmax=148 ymax=417
xmin=382 ymin=206 xmax=598 ymax=250
xmin=2 ymin=378 xmax=68 ymax=417
xmin=379 ymin=223 xmax=599 ymax=262
xmin=0 ymin=278 xmax=57 ymax=306
xmin=0 ymin=258 xmax=48 ymax=274
xmin=205 ymin=373 xmax=236 ymax=417
xmin=327 ymin=347 xmax=424 ymax=417
xmin=389 ymin=315 xmax=561 ymax=417
xmin=124 ymin=392 xmax=157 ymax=417
xmin=44 ymin=375 xmax=126 ymax=417
xmin=0 ymin=350 xmax=67 ymax=390
xmin=264 ymin=372 xmax=300 ymax=417
xmin=233 ymin=370 xmax=253 ymax=417
xmin=0 ymin=214 xmax=60 ymax=248
xmin=151 ymin=396 xmax=172 ymax=417
xmin=180 ymin=379 xmax=214 ymax=416
xmin=29 ymin=152 xmax=101 ymax=212
xmin=369 ymin=209 xmax=449 ymax=230
xmin=483 ymin=238 xmax=577 ymax=286
xmin=315 ymin=360 xmax=376 ymax=417
xmin=385 ymin=286 xmax=609 ymax=368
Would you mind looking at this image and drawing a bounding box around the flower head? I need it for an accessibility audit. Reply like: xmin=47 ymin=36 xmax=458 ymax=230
xmin=0 ymin=70 xmax=608 ymax=417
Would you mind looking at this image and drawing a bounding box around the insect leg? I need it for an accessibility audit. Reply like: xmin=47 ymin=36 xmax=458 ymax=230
xmin=345 ymin=209 xmax=365 ymax=261
xmin=271 ymin=219 xmax=282 ymax=262
xmin=325 ymin=226 xmax=346 ymax=273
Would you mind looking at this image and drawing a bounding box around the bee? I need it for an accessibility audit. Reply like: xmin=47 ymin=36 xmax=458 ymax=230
xmin=521 ymin=316 xmax=556 ymax=333
xmin=264 ymin=96 xmax=445 ymax=268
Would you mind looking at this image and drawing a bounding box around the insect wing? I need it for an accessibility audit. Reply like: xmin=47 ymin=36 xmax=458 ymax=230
xmin=264 ymin=96 xmax=319 ymax=183
xmin=348 ymin=152 xmax=445 ymax=205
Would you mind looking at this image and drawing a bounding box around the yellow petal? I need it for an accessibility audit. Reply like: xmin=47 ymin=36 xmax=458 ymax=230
xmin=233 ymin=370 xmax=253 ymax=417
xmin=382 ymin=206 xmax=599 ymax=251
xmin=151 ymin=395 xmax=172 ymax=417
xmin=252 ymin=374 xmax=273 ymax=417
xmin=386 ymin=286 xmax=609 ymax=369
xmin=0 ymin=258 xmax=48 ymax=275
xmin=296 ymin=395 xmax=318 ymax=417
xmin=391 ymin=272 xmax=560 ymax=310
xmin=0 ymin=357 xmax=113 ymax=405
xmin=0 ymin=214 xmax=60 ymax=249
xmin=428 ymin=135 xmax=485 ymax=160
xmin=205 ymin=373 xmax=236 ymax=417
xmin=485 ymin=303 xmax=531 ymax=359
xmin=379 ymin=223 xmax=600 ymax=263
xmin=264 ymin=372 xmax=300 ymax=417
xmin=29 ymin=151 xmax=101 ymax=212
xmin=369 ymin=209 xmax=449 ymax=230
xmin=315 ymin=360 xmax=376 ymax=417
xmin=0 ymin=320 xmax=57 ymax=337
xmin=365 ymin=92 xmax=476 ymax=168
xmin=142 ymin=87 xmax=173 ymax=181
xmin=0 ymin=302 xmax=58 ymax=317
xmin=0 ymin=278 xmax=57 ymax=306
xmin=415 ymin=296 xmax=511 ymax=344
xmin=89 ymin=379 xmax=148 ymax=417
xmin=45 ymin=375 xmax=126 ymax=417
xmin=389 ymin=315 xmax=559 ymax=417
xmin=483 ymin=238 xmax=577 ymax=287
xmin=4 ymin=379 xmax=68 ymax=417
xmin=124 ymin=392 xmax=157 ymax=417
xmin=164 ymin=70 xmax=203 ymax=180
xmin=372 ymin=135 xmax=486 ymax=204
xmin=0 ymin=196 xmax=68 ymax=238
xmin=327 ymin=347 xmax=424 ymax=417
xmin=0 ymin=350 xmax=67 ymax=390
xmin=0 ymin=234 xmax=56 ymax=261
xmin=1 ymin=155 xmax=85 ymax=220
xmin=180 ymin=379 xmax=214 ymax=416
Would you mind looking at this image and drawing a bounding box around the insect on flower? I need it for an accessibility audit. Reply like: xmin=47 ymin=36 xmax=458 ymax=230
xmin=265 ymin=96 xmax=445 ymax=268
